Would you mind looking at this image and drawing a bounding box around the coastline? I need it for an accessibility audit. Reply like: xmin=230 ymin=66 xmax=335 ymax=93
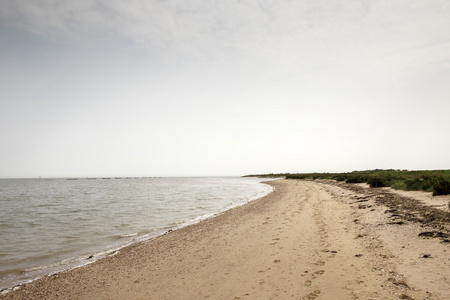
xmin=0 ymin=177 xmax=273 ymax=292
xmin=2 ymin=179 xmax=450 ymax=299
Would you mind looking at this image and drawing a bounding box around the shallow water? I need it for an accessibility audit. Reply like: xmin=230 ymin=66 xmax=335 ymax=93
xmin=0 ymin=177 xmax=273 ymax=290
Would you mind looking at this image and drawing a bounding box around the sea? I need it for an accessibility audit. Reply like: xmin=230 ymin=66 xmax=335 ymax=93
xmin=0 ymin=176 xmax=273 ymax=291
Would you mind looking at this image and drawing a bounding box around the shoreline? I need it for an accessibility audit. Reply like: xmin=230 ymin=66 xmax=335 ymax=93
xmin=0 ymin=179 xmax=275 ymax=293
xmin=2 ymin=179 xmax=450 ymax=299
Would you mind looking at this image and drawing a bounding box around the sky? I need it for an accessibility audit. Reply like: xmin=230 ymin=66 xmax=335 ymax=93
xmin=1 ymin=0 xmax=449 ymax=178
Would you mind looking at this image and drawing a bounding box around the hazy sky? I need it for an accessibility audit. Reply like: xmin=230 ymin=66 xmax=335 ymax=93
xmin=1 ymin=0 xmax=449 ymax=178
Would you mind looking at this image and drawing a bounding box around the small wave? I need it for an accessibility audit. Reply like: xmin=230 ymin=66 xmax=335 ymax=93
xmin=113 ymin=232 xmax=139 ymax=239
xmin=23 ymin=254 xmax=83 ymax=272
xmin=0 ymin=268 xmax=26 ymax=276
xmin=23 ymin=266 xmax=43 ymax=272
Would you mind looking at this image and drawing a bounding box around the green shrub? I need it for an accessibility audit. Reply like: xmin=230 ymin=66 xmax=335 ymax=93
xmin=390 ymin=180 xmax=406 ymax=190
xmin=287 ymin=174 xmax=306 ymax=179
xmin=432 ymin=178 xmax=450 ymax=196
xmin=346 ymin=175 xmax=368 ymax=184
xmin=419 ymin=175 xmax=434 ymax=191
xmin=405 ymin=177 xmax=423 ymax=190
xmin=368 ymin=176 xmax=387 ymax=188
xmin=335 ymin=174 xmax=347 ymax=181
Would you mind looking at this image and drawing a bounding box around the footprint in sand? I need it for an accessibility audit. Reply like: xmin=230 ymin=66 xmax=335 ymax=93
xmin=314 ymin=270 xmax=325 ymax=275
xmin=305 ymin=290 xmax=321 ymax=300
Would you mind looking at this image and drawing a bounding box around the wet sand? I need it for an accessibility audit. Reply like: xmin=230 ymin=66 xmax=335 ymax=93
xmin=2 ymin=179 xmax=450 ymax=299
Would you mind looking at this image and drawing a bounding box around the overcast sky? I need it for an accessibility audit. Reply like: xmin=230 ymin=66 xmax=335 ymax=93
xmin=1 ymin=0 xmax=449 ymax=178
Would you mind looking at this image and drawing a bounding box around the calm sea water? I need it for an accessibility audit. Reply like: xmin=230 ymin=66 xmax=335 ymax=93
xmin=0 ymin=177 xmax=273 ymax=291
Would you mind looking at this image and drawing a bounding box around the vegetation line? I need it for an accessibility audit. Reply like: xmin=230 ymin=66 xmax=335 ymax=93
xmin=246 ymin=170 xmax=450 ymax=196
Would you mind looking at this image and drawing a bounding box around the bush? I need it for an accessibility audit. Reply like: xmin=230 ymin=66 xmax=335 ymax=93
xmin=419 ymin=175 xmax=434 ymax=191
xmin=405 ymin=177 xmax=423 ymax=191
xmin=368 ymin=176 xmax=387 ymax=188
xmin=432 ymin=178 xmax=450 ymax=196
xmin=286 ymin=174 xmax=306 ymax=179
xmin=346 ymin=175 xmax=368 ymax=184
xmin=335 ymin=174 xmax=347 ymax=182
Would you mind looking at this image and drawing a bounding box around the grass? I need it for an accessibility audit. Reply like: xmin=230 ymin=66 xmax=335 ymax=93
xmin=246 ymin=169 xmax=450 ymax=196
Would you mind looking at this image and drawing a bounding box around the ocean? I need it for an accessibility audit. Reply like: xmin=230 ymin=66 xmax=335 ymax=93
xmin=0 ymin=176 xmax=273 ymax=291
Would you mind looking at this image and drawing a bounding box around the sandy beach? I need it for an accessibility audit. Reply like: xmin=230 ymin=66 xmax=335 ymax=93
xmin=2 ymin=179 xmax=450 ymax=299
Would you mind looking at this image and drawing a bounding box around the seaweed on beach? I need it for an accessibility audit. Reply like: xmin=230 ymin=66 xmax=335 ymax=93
xmin=246 ymin=170 xmax=450 ymax=238
xmin=327 ymin=180 xmax=450 ymax=244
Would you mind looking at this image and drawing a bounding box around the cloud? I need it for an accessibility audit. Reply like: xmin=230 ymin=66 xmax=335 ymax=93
xmin=1 ymin=1 xmax=450 ymax=177
xmin=1 ymin=1 xmax=449 ymax=77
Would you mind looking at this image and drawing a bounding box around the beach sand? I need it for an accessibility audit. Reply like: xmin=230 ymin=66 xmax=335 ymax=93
xmin=2 ymin=179 xmax=450 ymax=299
